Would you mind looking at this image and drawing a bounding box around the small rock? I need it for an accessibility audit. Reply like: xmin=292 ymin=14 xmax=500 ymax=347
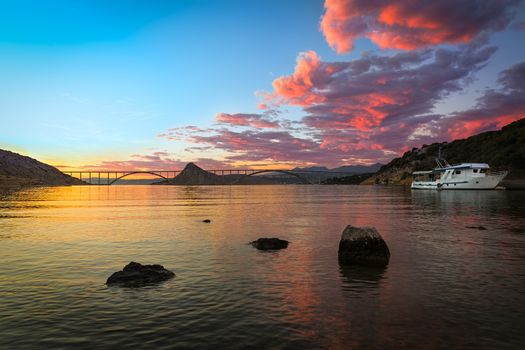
xmin=338 ymin=225 xmax=390 ymax=267
xmin=202 ymin=219 xmax=211 ymax=223
xmin=251 ymin=237 xmax=289 ymax=250
xmin=106 ymin=262 xmax=175 ymax=287
xmin=465 ymin=225 xmax=487 ymax=230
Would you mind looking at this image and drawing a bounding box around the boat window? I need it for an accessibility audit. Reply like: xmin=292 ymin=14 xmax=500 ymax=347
xmin=480 ymin=169 xmax=487 ymax=173
xmin=473 ymin=169 xmax=478 ymax=173
xmin=454 ymin=170 xmax=461 ymax=175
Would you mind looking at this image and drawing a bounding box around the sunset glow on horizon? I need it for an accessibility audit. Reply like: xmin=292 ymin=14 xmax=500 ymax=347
xmin=1 ymin=0 xmax=524 ymax=171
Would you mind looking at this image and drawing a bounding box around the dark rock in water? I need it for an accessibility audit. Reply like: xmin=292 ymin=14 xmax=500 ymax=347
xmin=106 ymin=262 xmax=175 ymax=287
xmin=251 ymin=238 xmax=289 ymax=250
xmin=202 ymin=219 xmax=211 ymax=223
xmin=466 ymin=225 xmax=487 ymax=230
xmin=338 ymin=225 xmax=390 ymax=267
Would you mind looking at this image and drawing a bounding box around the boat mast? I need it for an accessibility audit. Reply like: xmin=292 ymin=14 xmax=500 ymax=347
xmin=435 ymin=146 xmax=451 ymax=169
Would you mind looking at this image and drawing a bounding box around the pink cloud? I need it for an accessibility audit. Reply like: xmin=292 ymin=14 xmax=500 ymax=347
xmin=270 ymin=45 xmax=496 ymax=133
xmin=215 ymin=113 xmax=280 ymax=128
xmin=82 ymin=153 xmax=233 ymax=171
xmin=443 ymin=61 xmax=525 ymax=139
xmin=156 ymin=54 xmax=523 ymax=167
xmin=320 ymin=0 xmax=520 ymax=53
xmin=272 ymin=51 xmax=330 ymax=106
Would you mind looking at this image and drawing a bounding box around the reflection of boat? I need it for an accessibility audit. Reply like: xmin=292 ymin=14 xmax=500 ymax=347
xmin=411 ymin=152 xmax=508 ymax=190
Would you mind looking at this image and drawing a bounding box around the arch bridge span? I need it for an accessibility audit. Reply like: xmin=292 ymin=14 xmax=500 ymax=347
xmin=63 ymin=168 xmax=355 ymax=185
xmin=108 ymin=171 xmax=172 ymax=185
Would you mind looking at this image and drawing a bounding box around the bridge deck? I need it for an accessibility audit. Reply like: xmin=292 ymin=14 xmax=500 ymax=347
xmin=62 ymin=169 xmax=358 ymax=185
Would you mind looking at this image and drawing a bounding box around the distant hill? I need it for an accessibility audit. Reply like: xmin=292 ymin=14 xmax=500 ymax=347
xmin=292 ymin=166 xmax=329 ymax=172
xmin=154 ymin=162 xmax=279 ymax=185
xmin=168 ymin=162 xmax=227 ymax=185
xmin=0 ymin=149 xmax=84 ymax=189
xmin=322 ymin=173 xmax=374 ymax=185
xmin=293 ymin=163 xmax=382 ymax=174
xmin=363 ymin=118 xmax=525 ymax=188
xmin=332 ymin=163 xmax=383 ymax=173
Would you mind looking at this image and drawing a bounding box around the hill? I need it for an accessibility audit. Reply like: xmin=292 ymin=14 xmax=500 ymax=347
xmin=322 ymin=173 xmax=374 ymax=185
xmin=168 ymin=162 xmax=228 ymax=185
xmin=363 ymin=118 xmax=525 ymax=188
xmin=154 ymin=163 xmax=278 ymax=185
xmin=293 ymin=163 xmax=382 ymax=174
xmin=0 ymin=149 xmax=84 ymax=189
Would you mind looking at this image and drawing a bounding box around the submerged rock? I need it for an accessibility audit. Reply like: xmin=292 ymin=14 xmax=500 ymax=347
xmin=466 ymin=225 xmax=487 ymax=230
xmin=106 ymin=262 xmax=175 ymax=287
xmin=202 ymin=219 xmax=211 ymax=223
xmin=251 ymin=238 xmax=289 ymax=250
xmin=338 ymin=225 xmax=390 ymax=267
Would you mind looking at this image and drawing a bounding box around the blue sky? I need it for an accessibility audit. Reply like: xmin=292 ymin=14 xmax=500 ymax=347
xmin=1 ymin=0 xmax=524 ymax=169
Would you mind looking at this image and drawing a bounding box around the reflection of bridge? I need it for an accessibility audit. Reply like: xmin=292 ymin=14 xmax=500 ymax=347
xmin=63 ymin=169 xmax=357 ymax=185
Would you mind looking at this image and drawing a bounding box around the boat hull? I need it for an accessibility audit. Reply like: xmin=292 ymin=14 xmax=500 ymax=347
xmin=412 ymin=173 xmax=507 ymax=190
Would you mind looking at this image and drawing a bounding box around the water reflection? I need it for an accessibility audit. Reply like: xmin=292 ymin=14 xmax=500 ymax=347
xmin=339 ymin=265 xmax=387 ymax=293
xmin=0 ymin=185 xmax=524 ymax=349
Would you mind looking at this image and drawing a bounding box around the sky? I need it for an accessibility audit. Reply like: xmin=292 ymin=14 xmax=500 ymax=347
xmin=1 ymin=0 xmax=524 ymax=170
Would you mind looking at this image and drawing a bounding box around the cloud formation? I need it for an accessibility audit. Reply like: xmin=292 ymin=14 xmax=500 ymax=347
xmin=84 ymin=1 xmax=525 ymax=170
xmin=321 ymin=0 xmax=520 ymax=52
xmin=271 ymin=45 xmax=496 ymax=132
xmin=83 ymin=152 xmax=231 ymax=171
xmin=215 ymin=113 xmax=280 ymax=128
xmin=157 ymin=53 xmax=524 ymax=167
xmin=443 ymin=60 xmax=525 ymax=139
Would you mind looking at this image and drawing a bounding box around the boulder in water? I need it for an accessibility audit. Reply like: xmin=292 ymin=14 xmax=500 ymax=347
xmin=202 ymin=219 xmax=211 ymax=223
xmin=251 ymin=238 xmax=289 ymax=250
xmin=338 ymin=225 xmax=390 ymax=266
xmin=106 ymin=262 xmax=175 ymax=287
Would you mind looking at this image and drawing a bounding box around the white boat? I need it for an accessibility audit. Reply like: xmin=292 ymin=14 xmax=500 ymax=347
xmin=411 ymin=155 xmax=508 ymax=190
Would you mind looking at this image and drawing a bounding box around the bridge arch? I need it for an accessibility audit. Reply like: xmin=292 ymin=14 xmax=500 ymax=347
xmin=233 ymin=170 xmax=314 ymax=185
xmin=109 ymin=171 xmax=171 ymax=185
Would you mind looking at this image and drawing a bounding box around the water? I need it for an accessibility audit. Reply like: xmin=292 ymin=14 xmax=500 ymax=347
xmin=0 ymin=185 xmax=524 ymax=349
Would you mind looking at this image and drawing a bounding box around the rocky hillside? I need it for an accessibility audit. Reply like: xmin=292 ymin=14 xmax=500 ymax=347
xmin=0 ymin=149 xmax=84 ymax=188
xmin=363 ymin=118 xmax=525 ymax=188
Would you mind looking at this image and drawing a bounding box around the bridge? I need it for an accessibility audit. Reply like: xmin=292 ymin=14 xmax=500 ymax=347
xmin=62 ymin=169 xmax=357 ymax=185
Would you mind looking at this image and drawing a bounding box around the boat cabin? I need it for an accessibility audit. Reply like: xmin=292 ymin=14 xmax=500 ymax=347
xmin=412 ymin=170 xmax=441 ymax=182
xmin=439 ymin=163 xmax=489 ymax=182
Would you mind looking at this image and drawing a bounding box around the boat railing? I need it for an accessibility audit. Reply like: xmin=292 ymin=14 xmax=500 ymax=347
xmin=435 ymin=158 xmax=451 ymax=169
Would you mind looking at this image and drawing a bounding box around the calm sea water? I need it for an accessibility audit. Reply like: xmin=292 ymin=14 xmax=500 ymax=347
xmin=0 ymin=185 xmax=524 ymax=350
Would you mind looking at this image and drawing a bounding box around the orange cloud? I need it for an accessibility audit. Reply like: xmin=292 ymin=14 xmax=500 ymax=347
xmin=272 ymin=51 xmax=329 ymax=106
xmin=320 ymin=0 xmax=520 ymax=53
xmin=215 ymin=113 xmax=279 ymax=128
